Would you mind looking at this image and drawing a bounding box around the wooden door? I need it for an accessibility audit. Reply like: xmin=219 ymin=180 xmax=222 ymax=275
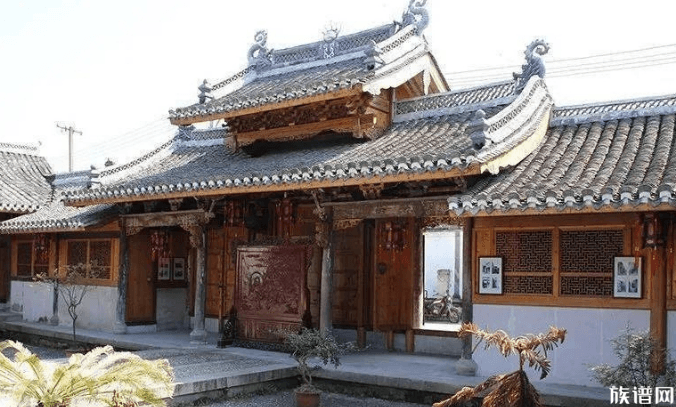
xmin=0 ymin=236 xmax=8 ymax=302
xmin=373 ymin=218 xmax=414 ymax=330
xmin=332 ymin=224 xmax=363 ymax=326
xmin=126 ymin=232 xmax=155 ymax=323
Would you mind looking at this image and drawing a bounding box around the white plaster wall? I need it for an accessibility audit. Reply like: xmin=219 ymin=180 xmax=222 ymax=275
xmin=12 ymin=281 xmax=54 ymax=321
xmin=473 ymin=304 xmax=649 ymax=386
xmin=156 ymin=288 xmax=188 ymax=330
xmin=668 ymin=311 xmax=676 ymax=356
xmin=57 ymin=285 xmax=118 ymax=332
xmin=10 ymin=280 xmax=25 ymax=312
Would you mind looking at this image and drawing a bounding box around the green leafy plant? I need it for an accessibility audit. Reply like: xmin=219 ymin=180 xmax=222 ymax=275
xmin=284 ymin=328 xmax=351 ymax=392
xmin=434 ymin=323 xmax=566 ymax=407
xmin=0 ymin=340 xmax=174 ymax=407
xmin=590 ymin=326 xmax=676 ymax=389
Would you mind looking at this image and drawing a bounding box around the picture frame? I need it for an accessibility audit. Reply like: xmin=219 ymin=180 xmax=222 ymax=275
xmin=158 ymin=257 xmax=171 ymax=281
xmin=614 ymin=257 xmax=642 ymax=298
xmin=173 ymin=257 xmax=185 ymax=281
xmin=479 ymin=257 xmax=502 ymax=294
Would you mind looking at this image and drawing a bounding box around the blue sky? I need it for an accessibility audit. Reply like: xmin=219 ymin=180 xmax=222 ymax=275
xmin=2 ymin=0 xmax=675 ymax=172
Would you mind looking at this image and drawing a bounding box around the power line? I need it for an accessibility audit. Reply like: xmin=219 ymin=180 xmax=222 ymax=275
xmin=56 ymin=124 xmax=82 ymax=172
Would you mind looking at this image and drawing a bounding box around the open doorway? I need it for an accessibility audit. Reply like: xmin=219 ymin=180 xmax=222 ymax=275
xmin=422 ymin=227 xmax=463 ymax=330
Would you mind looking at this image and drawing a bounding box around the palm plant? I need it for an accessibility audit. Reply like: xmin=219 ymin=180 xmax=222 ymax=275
xmin=0 ymin=340 xmax=174 ymax=407
xmin=434 ymin=323 xmax=566 ymax=407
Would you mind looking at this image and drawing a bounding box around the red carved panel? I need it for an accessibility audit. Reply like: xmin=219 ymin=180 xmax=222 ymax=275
xmin=235 ymin=245 xmax=309 ymax=342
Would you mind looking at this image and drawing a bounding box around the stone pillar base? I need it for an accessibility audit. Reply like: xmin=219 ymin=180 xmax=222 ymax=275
xmin=455 ymin=356 xmax=478 ymax=376
xmin=113 ymin=321 xmax=127 ymax=334
xmin=190 ymin=328 xmax=207 ymax=344
xmin=49 ymin=314 xmax=59 ymax=326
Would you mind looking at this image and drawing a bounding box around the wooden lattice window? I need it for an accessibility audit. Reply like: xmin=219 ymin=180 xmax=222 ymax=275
xmin=65 ymin=239 xmax=113 ymax=280
xmin=559 ymin=230 xmax=623 ymax=296
xmin=14 ymin=240 xmax=49 ymax=278
xmin=496 ymin=231 xmax=553 ymax=294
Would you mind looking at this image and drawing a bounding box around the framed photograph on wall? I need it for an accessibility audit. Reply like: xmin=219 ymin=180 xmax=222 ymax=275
xmin=479 ymin=257 xmax=502 ymax=294
xmin=173 ymin=258 xmax=185 ymax=280
xmin=158 ymin=257 xmax=171 ymax=281
xmin=614 ymin=257 xmax=642 ymax=298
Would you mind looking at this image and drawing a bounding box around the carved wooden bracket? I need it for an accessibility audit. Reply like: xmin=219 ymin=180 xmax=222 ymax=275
xmin=275 ymin=197 xmax=295 ymax=238
xmin=315 ymin=221 xmax=331 ymax=249
xmin=168 ymin=198 xmax=184 ymax=211
xmin=334 ymin=219 xmax=362 ymax=231
xmin=224 ymin=200 xmax=245 ymax=227
xmin=122 ymin=210 xmax=215 ymax=246
xmin=359 ymin=183 xmax=384 ymax=200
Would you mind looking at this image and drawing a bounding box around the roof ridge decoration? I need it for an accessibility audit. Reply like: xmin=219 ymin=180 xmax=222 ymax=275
xmin=552 ymin=93 xmax=676 ymax=125
xmin=248 ymin=30 xmax=274 ymax=69
xmin=0 ymin=141 xmax=41 ymax=155
xmin=401 ymin=0 xmax=429 ymax=34
xmin=393 ymin=80 xmax=517 ymax=122
xmin=513 ymin=39 xmax=549 ymax=93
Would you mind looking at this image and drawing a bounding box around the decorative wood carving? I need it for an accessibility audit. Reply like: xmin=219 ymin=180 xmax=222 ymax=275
xmin=235 ymin=245 xmax=310 ymax=342
xmin=334 ymin=219 xmax=362 ymax=231
xmin=142 ymin=201 xmax=158 ymax=213
xmin=379 ymin=220 xmax=407 ymax=251
xmin=224 ymin=200 xmax=245 ymax=227
xmin=275 ymin=197 xmax=295 ymax=238
xmin=359 ymin=183 xmax=384 ymax=200
xmin=332 ymin=198 xmax=451 ymax=221
xmin=122 ymin=210 xmax=214 ymax=247
xmin=225 ymin=92 xmax=390 ymax=151
xmin=168 ymin=199 xmax=183 ymax=211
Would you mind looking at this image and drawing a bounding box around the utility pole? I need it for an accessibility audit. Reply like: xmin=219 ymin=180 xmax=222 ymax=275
xmin=56 ymin=124 xmax=82 ymax=172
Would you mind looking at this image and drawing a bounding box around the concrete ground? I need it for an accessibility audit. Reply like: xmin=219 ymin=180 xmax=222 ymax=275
xmin=0 ymin=319 xmax=610 ymax=407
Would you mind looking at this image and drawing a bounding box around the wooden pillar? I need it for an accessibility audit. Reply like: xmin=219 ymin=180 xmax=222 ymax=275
xmin=190 ymin=226 xmax=208 ymax=343
xmin=461 ymin=217 xmax=474 ymax=358
xmin=114 ymin=227 xmax=130 ymax=334
xmin=646 ymin=213 xmax=668 ymax=372
xmin=317 ymin=208 xmax=334 ymax=337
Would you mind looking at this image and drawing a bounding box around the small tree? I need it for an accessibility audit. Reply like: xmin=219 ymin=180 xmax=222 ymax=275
xmin=37 ymin=263 xmax=100 ymax=342
xmin=284 ymin=328 xmax=350 ymax=392
xmin=0 ymin=340 xmax=174 ymax=407
xmin=590 ymin=326 xmax=676 ymax=391
xmin=434 ymin=323 xmax=566 ymax=407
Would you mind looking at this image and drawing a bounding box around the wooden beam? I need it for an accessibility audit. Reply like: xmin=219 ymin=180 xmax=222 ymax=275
xmin=170 ymin=87 xmax=363 ymax=126
xmin=233 ymin=115 xmax=374 ymax=147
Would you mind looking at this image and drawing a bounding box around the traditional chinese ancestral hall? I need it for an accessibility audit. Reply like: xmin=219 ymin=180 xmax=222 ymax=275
xmin=2 ymin=1 xmax=676 ymax=387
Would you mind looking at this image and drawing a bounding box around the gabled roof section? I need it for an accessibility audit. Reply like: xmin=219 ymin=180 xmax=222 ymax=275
xmin=0 ymin=170 xmax=117 ymax=234
xmin=63 ymin=73 xmax=553 ymax=206
xmin=450 ymin=94 xmax=676 ymax=215
xmin=169 ymin=3 xmax=444 ymax=125
xmin=0 ymin=142 xmax=52 ymax=214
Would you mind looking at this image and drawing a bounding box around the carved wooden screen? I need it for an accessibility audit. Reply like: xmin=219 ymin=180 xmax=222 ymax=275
xmin=496 ymin=231 xmax=553 ymax=294
xmin=235 ymin=245 xmax=309 ymax=342
xmin=559 ymin=230 xmax=622 ymax=296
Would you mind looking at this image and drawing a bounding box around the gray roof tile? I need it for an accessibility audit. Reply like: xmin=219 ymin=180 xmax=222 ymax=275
xmin=0 ymin=144 xmax=52 ymax=214
xmin=451 ymin=96 xmax=676 ymax=214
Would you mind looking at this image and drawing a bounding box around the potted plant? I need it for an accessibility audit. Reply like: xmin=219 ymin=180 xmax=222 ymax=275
xmin=284 ymin=328 xmax=348 ymax=407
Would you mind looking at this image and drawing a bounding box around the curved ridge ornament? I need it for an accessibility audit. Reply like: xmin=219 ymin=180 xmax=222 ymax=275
xmin=514 ymin=39 xmax=550 ymax=92
xmin=248 ymin=30 xmax=273 ymax=67
xmin=402 ymin=0 xmax=429 ymax=34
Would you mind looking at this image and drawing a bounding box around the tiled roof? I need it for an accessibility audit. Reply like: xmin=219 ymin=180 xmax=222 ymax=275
xmin=450 ymin=94 xmax=676 ymax=214
xmin=0 ymin=199 xmax=116 ymax=234
xmin=0 ymin=170 xmax=118 ymax=234
xmin=169 ymin=22 xmax=436 ymax=122
xmin=64 ymin=77 xmax=552 ymax=205
xmin=0 ymin=143 xmax=52 ymax=214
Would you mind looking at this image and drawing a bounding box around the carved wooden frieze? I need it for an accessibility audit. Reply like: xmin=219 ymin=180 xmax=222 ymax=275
xmin=122 ymin=210 xmax=214 ymax=247
xmin=235 ymin=245 xmax=309 ymax=342
xmin=332 ymin=198 xmax=451 ymax=221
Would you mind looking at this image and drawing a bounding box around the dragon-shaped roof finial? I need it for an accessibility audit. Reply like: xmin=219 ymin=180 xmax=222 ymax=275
xmin=401 ymin=0 xmax=429 ymax=34
xmin=514 ymin=39 xmax=550 ymax=92
xmin=248 ymin=30 xmax=273 ymax=67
